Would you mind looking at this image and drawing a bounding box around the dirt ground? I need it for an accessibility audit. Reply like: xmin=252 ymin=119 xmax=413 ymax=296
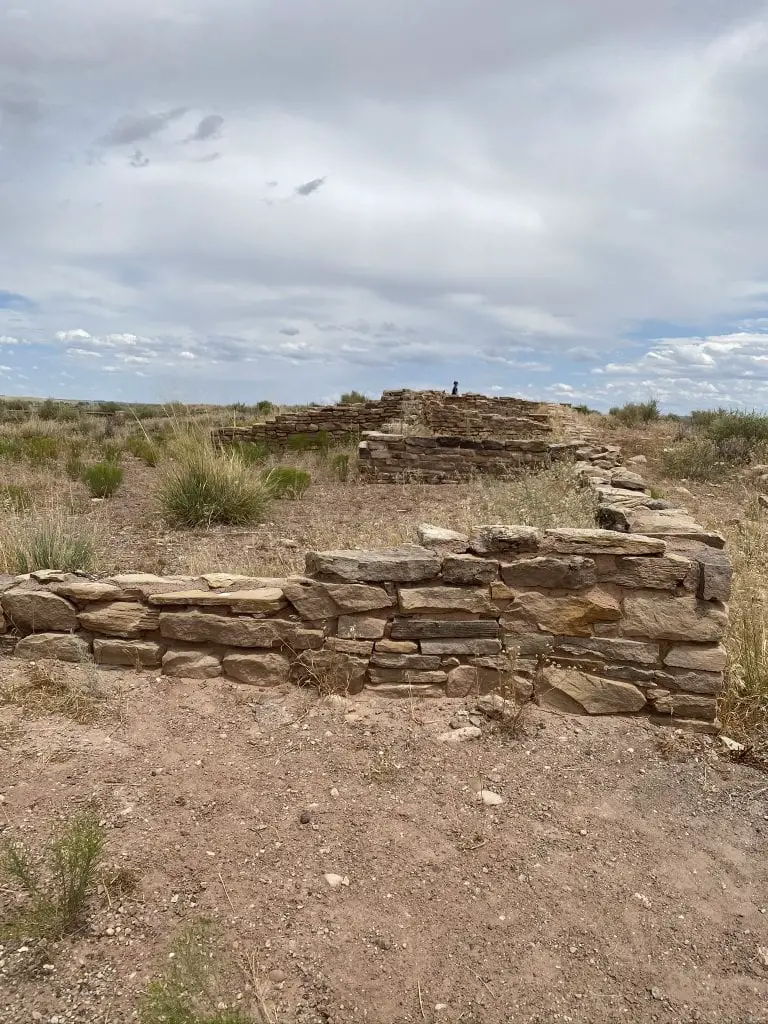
xmin=1 ymin=666 xmax=767 ymax=1024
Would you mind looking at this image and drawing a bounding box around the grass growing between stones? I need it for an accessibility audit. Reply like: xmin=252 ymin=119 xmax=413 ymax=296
xmin=1 ymin=810 xmax=105 ymax=939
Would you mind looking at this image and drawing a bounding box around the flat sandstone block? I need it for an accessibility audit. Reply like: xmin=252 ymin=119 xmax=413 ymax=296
xmin=398 ymin=586 xmax=495 ymax=615
xmin=542 ymin=528 xmax=665 ymax=556
xmin=15 ymin=632 xmax=90 ymax=663
xmin=305 ymin=545 xmax=441 ymax=582
xmin=93 ymin=638 xmax=162 ymax=668
xmin=538 ymin=666 xmax=646 ymax=715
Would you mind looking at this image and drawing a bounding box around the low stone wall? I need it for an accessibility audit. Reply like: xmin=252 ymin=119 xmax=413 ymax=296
xmin=214 ymin=390 xmax=551 ymax=447
xmin=0 ymin=449 xmax=730 ymax=728
xmin=358 ymin=434 xmax=621 ymax=483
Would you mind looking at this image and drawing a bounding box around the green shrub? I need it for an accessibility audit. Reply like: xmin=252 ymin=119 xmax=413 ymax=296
xmin=125 ymin=435 xmax=160 ymax=466
xmin=98 ymin=401 xmax=121 ymax=416
xmin=263 ymin=466 xmax=312 ymax=498
xmin=159 ymin=445 xmax=271 ymax=527
xmin=573 ymin=404 xmax=597 ymax=415
xmin=339 ymin=390 xmax=367 ymax=404
xmin=1 ymin=810 xmax=105 ymax=938
xmin=608 ymin=399 xmax=660 ymax=426
xmin=21 ymin=434 xmax=60 ymax=465
xmin=83 ymin=462 xmax=124 ymax=498
xmin=6 ymin=520 xmax=96 ymax=573
xmin=226 ymin=440 xmax=270 ymax=465
xmin=702 ymin=410 xmax=768 ymax=461
xmin=661 ymin=438 xmax=721 ymax=480
xmin=287 ymin=430 xmax=331 ymax=452
xmin=0 ymin=484 xmax=33 ymax=513
xmin=331 ymin=452 xmax=351 ymax=481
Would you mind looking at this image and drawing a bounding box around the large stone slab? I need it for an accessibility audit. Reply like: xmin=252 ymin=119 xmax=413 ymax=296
xmin=148 ymin=588 xmax=286 ymax=613
xmin=222 ymin=651 xmax=290 ymax=685
xmin=15 ymin=632 xmax=90 ymax=663
xmin=368 ymin=668 xmax=448 ymax=685
xmin=552 ymin=636 xmax=659 ymax=665
xmin=78 ymin=601 xmax=160 ymax=638
xmin=624 ymin=511 xmax=725 ymax=549
xmin=665 ymin=669 xmax=723 ymax=694
xmin=513 ymin=589 xmax=621 ymax=637
xmin=542 ymin=528 xmax=665 ymax=556
xmin=108 ymin=574 xmax=204 ymax=598
xmin=500 ymin=556 xmax=596 ymax=590
xmin=420 ymin=638 xmax=502 ymax=656
xmin=391 ymin=619 xmax=500 ymax=640
xmin=370 ymin=652 xmax=441 ymax=670
xmin=607 ymin=554 xmax=695 ymax=591
xmin=50 ymin=579 xmax=126 ymax=602
xmin=538 ymin=666 xmax=646 ymax=715
xmin=674 ymin=544 xmax=733 ymax=602
xmin=650 ymin=692 xmax=717 ymax=720
xmin=2 ymin=588 xmax=77 ymax=633
xmin=305 ymin=545 xmax=441 ymax=582
xmin=621 ymin=594 xmax=727 ymax=642
xmin=468 ymin=526 xmax=540 ymax=556
xmin=159 ymin=610 xmax=324 ymax=649
xmin=398 ymin=586 xmax=495 ymax=615
xmin=93 ymin=638 xmax=163 ymax=668
xmin=162 ymin=647 xmax=222 ymax=678
xmin=664 ymin=643 xmax=727 ymax=672
xmin=417 ymin=524 xmax=470 ymax=553
xmin=441 ymin=554 xmax=500 ymax=585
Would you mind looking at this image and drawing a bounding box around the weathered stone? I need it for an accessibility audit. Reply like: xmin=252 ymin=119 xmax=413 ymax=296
xmin=29 ymin=569 xmax=70 ymax=583
xmin=108 ymin=574 xmax=204 ymax=598
xmin=513 ymin=589 xmax=621 ymax=637
xmin=538 ymin=666 xmax=646 ymax=715
xmin=368 ymin=668 xmax=448 ymax=685
xmin=650 ymin=692 xmax=717 ymax=720
xmin=294 ymin=650 xmax=368 ymax=694
xmin=398 ymin=586 xmax=495 ymax=615
xmin=305 ymin=545 xmax=441 ymax=582
xmin=370 ymin=652 xmax=441 ymax=670
xmin=149 ymin=588 xmax=286 ymax=613
xmin=627 ymin=455 xmax=647 ymax=466
xmin=552 ymin=636 xmax=659 ymax=665
xmin=607 ymin=554 xmax=695 ymax=591
xmin=441 ymin=554 xmax=499 ymax=585
xmin=375 ymin=639 xmax=418 ymax=653
xmin=15 ymin=632 xmax=90 ymax=663
xmin=202 ymin=573 xmax=285 ymax=590
xmin=504 ymin=632 xmax=554 ymax=656
xmin=610 ymin=470 xmax=647 ymax=491
xmin=624 ymin=510 xmax=725 ymax=549
xmin=391 ymin=619 xmax=499 ymax=640
xmin=337 ymin=615 xmax=386 ymax=639
xmin=222 ymin=651 xmax=290 ymax=685
xmin=621 ymin=594 xmax=727 ymax=642
xmin=500 ymin=556 xmax=597 ymax=590
xmin=50 ymin=579 xmax=126 ymax=602
xmin=281 ymin=581 xmax=337 ymax=619
xmin=665 ymin=669 xmax=723 ymax=694
xmin=324 ymin=584 xmax=393 ymax=614
xmin=2 ymin=588 xmax=77 ymax=633
xmin=490 ymin=580 xmax=515 ymax=600
xmin=445 ymin=664 xmax=479 ymax=697
xmin=468 ymin=525 xmax=540 ymax=556
xmin=159 ymin=610 xmax=324 ymax=649
xmin=682 ymin=546 xmax=733 ymax=602
xmin=437 ymin=725 xmax=482 ymax=742
xmin=162 ymin=648 xmax=222 ymax=678
xmin=93 ymin=638 xmax=162 ymax=668
xmin=325 ymin=638 xmax=374 ymax=656
xmin=78 ymin=601 xmax=160 ymax=638
xmin=367 ymin=683 xmax=445 ymax=698
xmin=417 ymin=523 xmax=470 ymax=553
xmin=664 ymin=643 xmax=727 ymax=672
xmin=420 ymin=638 xmax=502 ymax=656
xmin=542 ymin=528 xmax=665 ymax=556
xmin=283 ymin=580 xmax=392 ymax=618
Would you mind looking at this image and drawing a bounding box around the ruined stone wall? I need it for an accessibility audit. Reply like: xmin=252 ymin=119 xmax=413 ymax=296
xmin=214 ymin=390 xmax=551 ymax=447
xmin=0 ymin=452 xmax=730 ymax=729
xmin=358 ymin=434 xmax=611 ymax=483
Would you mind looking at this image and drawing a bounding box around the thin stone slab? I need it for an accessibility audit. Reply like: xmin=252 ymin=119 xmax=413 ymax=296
xmin=305 ymin=545 xmax=441 ymax=582
xmin=542 ymin=528 xmax=666 ymax=556
xmin=391 ymin=619 xmax=500 ymax=640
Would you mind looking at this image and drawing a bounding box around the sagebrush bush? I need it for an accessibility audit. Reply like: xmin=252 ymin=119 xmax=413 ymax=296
xmin=83 ymin=461 xmax=124 ymax=498
xmin=608 ymin=399 xmax=660 ymax=426
xmin=159 ymin=439 xmax=271 ymax=527
xmin=661 ymin=438 xmax=721 ymax=481
xmin=1 ymin=810 xmax=105 ymax=938
xmin=263 ymin=466 xmax=312 ymax=498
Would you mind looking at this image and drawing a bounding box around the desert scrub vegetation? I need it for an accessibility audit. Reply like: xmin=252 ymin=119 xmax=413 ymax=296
xmin=661 ymin=437 xmax=722 ymax=481
xmin=0 ymin=513 xmax=99 ymax=573
xmin=159 ymin=432 xmax=272 ymax=527
xmin=608 ymin=398 xmax=660 ymax=426
xmin=263 ymin=465 xmax=312 ymax=499
xmin=0 ymin=660 xmax=109 ymax=724
xmin=139 ymin=920 xmax=269 ymax=1024
xmin=124 ymin=433 xmax=161 ymax=465
xmin=83 ymin=460 xmax=124 ymax=498
xmin=1 ymin=810 xmax=105 ymax=939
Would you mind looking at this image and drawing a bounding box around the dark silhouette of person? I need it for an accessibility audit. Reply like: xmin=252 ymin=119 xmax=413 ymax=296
xmin=451 ymin=381 xmax=459 ymax=396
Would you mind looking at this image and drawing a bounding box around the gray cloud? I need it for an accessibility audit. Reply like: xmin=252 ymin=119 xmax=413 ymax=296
xmin=98 ymin=107 xmax=187 ymax=147
xmin=185 ymin=114 xmax=224 ymax=142
xmin=294 ymin=176 xmax=326 ymax=197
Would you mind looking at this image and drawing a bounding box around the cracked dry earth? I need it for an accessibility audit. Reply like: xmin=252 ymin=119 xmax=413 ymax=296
xmin=1 ymin=665 xmax=767 ymax=1024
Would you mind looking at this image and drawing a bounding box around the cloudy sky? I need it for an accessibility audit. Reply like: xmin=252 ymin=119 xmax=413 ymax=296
xmin=1 ymin=1 xmax=768 ymax=410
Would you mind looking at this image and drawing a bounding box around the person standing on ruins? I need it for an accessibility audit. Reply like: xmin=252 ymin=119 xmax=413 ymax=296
xmin=451 ymin=381 xmax=459 ymax=396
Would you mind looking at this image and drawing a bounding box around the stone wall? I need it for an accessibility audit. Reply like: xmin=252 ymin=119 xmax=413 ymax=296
xmin=358 ymin=435 xmax=619 ymax=483
xmin=0 ymin=451 xmax=730 ymax=729
xmin=214 ymin=390 xmax=551 ymax=447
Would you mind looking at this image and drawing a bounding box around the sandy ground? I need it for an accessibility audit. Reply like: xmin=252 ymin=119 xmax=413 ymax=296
xmin=1 ymin=665 xmax=767 ymax=1024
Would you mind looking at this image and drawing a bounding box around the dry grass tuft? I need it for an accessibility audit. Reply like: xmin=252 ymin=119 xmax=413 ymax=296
xmin=0 ymin=660 xmax=109 ymax=725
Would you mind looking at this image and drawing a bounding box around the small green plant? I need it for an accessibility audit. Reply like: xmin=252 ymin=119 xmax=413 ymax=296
xmin=0 ymin=484 xmax=34 ymax=513
xmin=139 ymin=921 xmax=263 ymax=1024
xmin=159 ymin=443 xmax=271 ymax=527
xmin=339 ymin=390 xmax=367 ymax=405
xmin=661 ymin=438 xmax=721 ymax=481
xmin=331 ymin=452 xmax=350 ymax=481
xmin=5 ymin=519 xmax=96 ymax=573
xmin=263 ymin=466 xmax=311 ymax=499
xmin=21 ymin=434 xmax=60 ymax=465
xmin=608 ymin=399 xmax=660 ymax=426
xmin=125 ymin=434 xmax=160 ymax=466
xmin=83 ymin=461 xmax=124 ymax=498
xmin=1 ymin=810 xmax=105 ymax=938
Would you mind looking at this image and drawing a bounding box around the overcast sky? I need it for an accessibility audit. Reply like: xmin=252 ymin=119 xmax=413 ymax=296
xmin=1 ymin=1 xmax=768 ymax=410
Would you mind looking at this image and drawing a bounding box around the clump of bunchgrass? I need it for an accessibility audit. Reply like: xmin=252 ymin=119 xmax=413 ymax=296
xmin=83 ymin=461 xmax=124 ymax=498
xmin=1 ymin=810 xmax=106 ymax=938
xmin=0 ymin=514 xmax=98 ymax=573
xmin=262 ymin=466 xmax=311 ymax=499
